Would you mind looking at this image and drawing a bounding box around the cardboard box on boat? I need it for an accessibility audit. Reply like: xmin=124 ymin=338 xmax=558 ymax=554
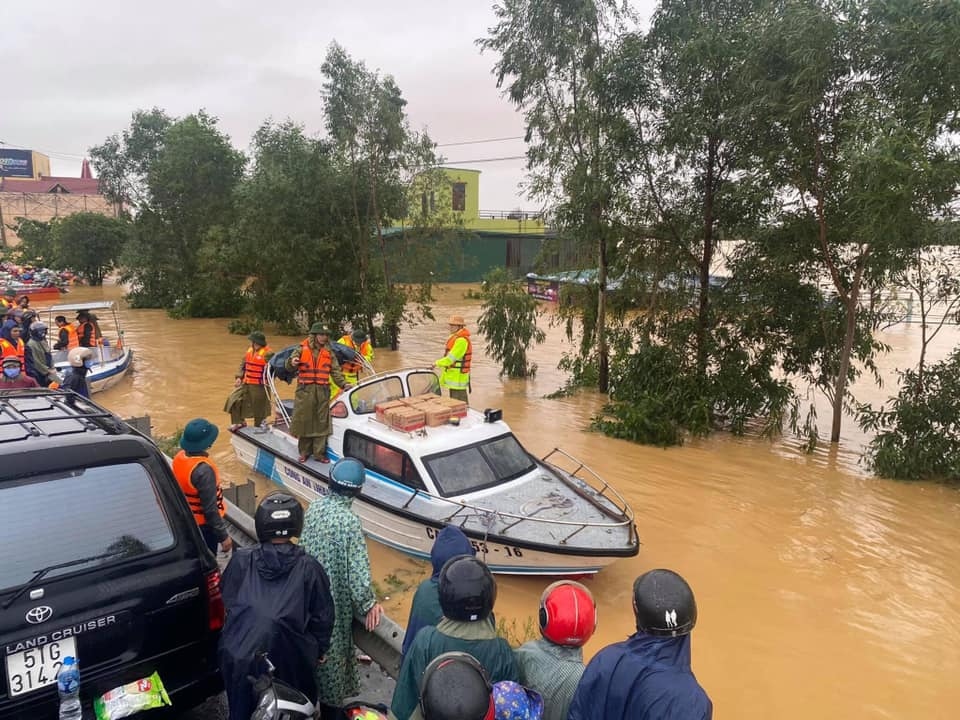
xmin=433 ymin=396 xmax=468 ymax=418
xmin=386 ymin=406 xmax=426 ymax=432
xmin=421 ymin=401 xmax=452 ymax=427
xmin=375 ymin=399 xmax=406 ymax=423
xmin=401 ymin=393 xmax=440 ymax=407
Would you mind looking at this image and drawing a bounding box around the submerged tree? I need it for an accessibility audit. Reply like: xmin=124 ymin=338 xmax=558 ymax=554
xmin=477 ymin=268 xmax=546 ymax=378
xmin=53 ymin=213 xmax=129 ymax=285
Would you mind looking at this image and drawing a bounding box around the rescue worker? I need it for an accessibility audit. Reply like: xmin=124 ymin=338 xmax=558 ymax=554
xmin=568 ymin=569 xmax=712 ymax=720
xmin=75 ymin=309 xmax=96 ymax=347
xmin=415 ymin=652 xmax=495 ymax=720
xmin=300 ymin=458 xmax=382 ymax=719
xmin=53 ymin=315 xmax=79 ymax=351
xmin=227 ymin=331 xmax=272 ymax=432
xmin=171 ymin=418 xmax=233 ymax=555
xmin=513 ymin=581 xmax=596 ymax=720
xmin=434 ymin=315 xmax=471 ymax=403
xmin=402 ymin=526 xmax=477 ymax=656
xmin=0 ymin=325 xmax=25 ymax=372
xmin=219 ymin=493 xmax=334 ymax=720
xmin=0 ymin=289 xmax=16 ymax=310
xmin=392 ymin=556 xmax=519 ymax=720
xmin=0 ymin=355 xmax=39 ymax=389
xmin=335 ymin=328 xmax=374 ymax=388
xmin=25 ymin=322 xmax=58 ymax=387
xmin=284 ymin=323 xmax=351 ymax=463
xmin=61 ymin=347 xmax=94 ymax=398
xmin=0 ymin=308 xmax=20 ymax=344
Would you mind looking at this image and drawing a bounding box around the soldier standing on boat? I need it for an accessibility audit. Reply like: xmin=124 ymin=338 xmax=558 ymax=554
xmin=226 ymin=331 xmax=273 ymax=432
xmin=435 ymin=315 xmax=472 ymax=403
xmin=285 ymin=323 xmax=351 ymax=464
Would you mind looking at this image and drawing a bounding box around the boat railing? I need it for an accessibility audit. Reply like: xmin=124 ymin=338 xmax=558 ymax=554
xmin=540 ymin=447 xmax=634 ymax=521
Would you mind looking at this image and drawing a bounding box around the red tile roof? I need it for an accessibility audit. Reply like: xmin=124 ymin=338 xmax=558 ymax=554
xmin=0 ymin=177 xmax=102 ymax=194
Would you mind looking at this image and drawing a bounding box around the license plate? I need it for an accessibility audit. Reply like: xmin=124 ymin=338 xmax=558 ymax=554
xmin=5 ymin=638 xmax=76 ymax=697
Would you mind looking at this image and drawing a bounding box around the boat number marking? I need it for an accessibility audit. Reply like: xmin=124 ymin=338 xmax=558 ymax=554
xmin=424 ymin=527 xmax=522 ymax=557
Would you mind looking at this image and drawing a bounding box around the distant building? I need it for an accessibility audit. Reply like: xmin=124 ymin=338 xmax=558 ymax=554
xmin=0 ymin=156 xmax=119 ymax=247
xmin=393 ymin=167 xmax=548 ymax=282
xmin=0 ymin=149 xmax=51 ymax=181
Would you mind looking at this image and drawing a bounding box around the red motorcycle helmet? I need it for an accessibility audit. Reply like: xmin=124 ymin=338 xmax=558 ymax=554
xmin=538 ymin=580 xmax=597 ymax=647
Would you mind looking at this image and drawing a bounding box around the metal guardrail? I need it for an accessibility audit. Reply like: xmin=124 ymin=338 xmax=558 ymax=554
xmin=223 ymin=499 xmax=406 ymax=680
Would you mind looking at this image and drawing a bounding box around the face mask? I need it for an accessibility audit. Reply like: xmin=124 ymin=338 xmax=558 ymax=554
xmin=3 ymin=367 xmax=20 ymax=378
xmin=83 ymin=359 xmax=94 ymax=369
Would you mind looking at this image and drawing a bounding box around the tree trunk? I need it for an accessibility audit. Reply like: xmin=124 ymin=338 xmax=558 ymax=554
xmin=596 ymin=212 xmax=609 ymax=394
xmin=831 ymin=295 xmax=859 ymax=443
xmin=696 ymin=138 xmax=718 ymax=380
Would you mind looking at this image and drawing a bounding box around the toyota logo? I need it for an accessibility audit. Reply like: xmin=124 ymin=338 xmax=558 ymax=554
xmin=25 ymin=606 xmax=53 ymax=625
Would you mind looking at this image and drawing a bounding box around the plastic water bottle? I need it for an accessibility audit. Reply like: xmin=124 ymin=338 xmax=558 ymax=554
xmin=57 ymin=656 xmax=81 ymax=720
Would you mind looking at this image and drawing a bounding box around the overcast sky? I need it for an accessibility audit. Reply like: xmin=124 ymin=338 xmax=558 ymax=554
xmin=1 ymin=1 xmax=656 ymax=210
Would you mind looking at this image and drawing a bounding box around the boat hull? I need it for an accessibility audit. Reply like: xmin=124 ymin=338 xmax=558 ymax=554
xmin=54 ymin=348 xmax=133 ymax=394
xmin=231 ymin=430 xmax=621 ymax=576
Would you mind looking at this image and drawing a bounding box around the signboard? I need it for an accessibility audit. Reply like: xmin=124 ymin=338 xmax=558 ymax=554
xmin=527 ymin=278 xmax=559 ymax=302
xmin=0 ymin=149 xmax=34 ymax=178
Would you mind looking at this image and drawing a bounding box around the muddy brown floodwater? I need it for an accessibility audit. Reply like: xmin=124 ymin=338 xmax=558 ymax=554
xmin=60 ymin=282 xmax=960 ymax=719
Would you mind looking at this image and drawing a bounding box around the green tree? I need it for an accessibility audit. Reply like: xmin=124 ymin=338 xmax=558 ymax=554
xmin=53 ymin=213 xmax=129 ymax=285
xmin=11 ymin=219 xmax=57 ymax=269
xmin=481 ymin=0 xmax=627 ymax=392
xmin=477 ymin=268 xmax=546 ymax=378
xmin=744 ymin=0 xmax=960 ymax=443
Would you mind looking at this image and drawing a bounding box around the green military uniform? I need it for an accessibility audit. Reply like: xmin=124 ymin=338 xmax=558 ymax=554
xmin=285 ymin=329 xmax=348 ymax=460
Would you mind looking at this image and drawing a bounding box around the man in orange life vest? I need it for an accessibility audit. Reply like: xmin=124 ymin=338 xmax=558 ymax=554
xmin=76 ymin=310 xmax=96 ymax=348
xmin=435 ymin=315 xmax=472 ymax=403
xmin=228 ymin=331 xmax=273 ymax=432
xmin=172 ymin=418 xmax=233 ymax=555
xmin=285 ymin=324 xmax=351 ymax=464
xmin=53 ymin=315 xmax=79 ymax=351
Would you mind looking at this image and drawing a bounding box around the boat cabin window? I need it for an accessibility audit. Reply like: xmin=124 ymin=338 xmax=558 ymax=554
xmin=423 ymin=433 xmax=536 ymax=497
xmin=350 ymin=376 xmax=404 ymax=415
xmin=406 ymin=371 xmax=441 ymax=398
xmin=345 ymin=432 xmax=427 ymax=492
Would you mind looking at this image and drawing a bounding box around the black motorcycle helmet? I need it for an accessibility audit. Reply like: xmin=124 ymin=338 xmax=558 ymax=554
xmin=438 ymin=555 xmax=496 ymax=622
xmin=633 ymin=568 xmax=697 ymax=637
xmin=419 ymin=652 xmax=494 ymax=720
xmin=254 ymin=493 xmax=304 ymax=542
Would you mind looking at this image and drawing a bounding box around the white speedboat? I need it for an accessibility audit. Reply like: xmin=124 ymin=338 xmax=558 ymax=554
xmin=230 ymin=366 xmax=639 ymax=576
xmin=43 ymin=301 xmax=134 ymax=393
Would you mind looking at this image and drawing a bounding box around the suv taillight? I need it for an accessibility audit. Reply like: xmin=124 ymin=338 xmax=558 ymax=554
xmin=205 ymin=570 xmax=225 ymax=631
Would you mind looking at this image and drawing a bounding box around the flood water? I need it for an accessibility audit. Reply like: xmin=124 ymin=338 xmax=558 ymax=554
xmin=64 ymin=282 xmax=960 ymax=719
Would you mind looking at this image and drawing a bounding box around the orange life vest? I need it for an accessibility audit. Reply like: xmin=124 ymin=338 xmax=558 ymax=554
xmin=338 ymin=335 xmax=372 ymax=376
xmin=172 ymin=451 xmax=225 ymax=526
xmin=77 ymin=320 xmax=95 ymax=348
xmin=242 ymin=346 xmax=271 ymax=385
xmin=0 ymin=338 xmax=25 ymax=371
xmin=58 ymin=324 xmax=79 ymax=349
xmin=445 ymin=328 xmax=472 ymax=375
xmin=297 ymin=340 xmax=332 ymax=385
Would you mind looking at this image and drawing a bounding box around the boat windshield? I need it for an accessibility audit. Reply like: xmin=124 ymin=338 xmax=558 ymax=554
xmin=423 ymin=434 xmax=536 ymax=496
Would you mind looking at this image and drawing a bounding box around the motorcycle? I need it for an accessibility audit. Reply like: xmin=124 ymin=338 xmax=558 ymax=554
xmin=249 ymin=654 xmax=389 ymax=720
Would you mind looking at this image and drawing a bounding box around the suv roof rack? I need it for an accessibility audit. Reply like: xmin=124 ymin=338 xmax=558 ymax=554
xmin=0 ymin=389 xmax=128 ymax=443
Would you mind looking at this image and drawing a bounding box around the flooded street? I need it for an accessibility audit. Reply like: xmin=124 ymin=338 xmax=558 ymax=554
xmin=63 ymin=282 xmax=960 ymax=719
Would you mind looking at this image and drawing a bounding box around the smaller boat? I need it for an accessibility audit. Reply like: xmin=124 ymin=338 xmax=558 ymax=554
xmin=41 ymin=301 xmax=134 ymax=393
xmin=231 ymin=366 xmax=639 ymax=576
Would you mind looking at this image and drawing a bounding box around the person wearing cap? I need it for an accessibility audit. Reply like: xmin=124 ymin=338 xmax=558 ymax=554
xmin=333 ymin=327 xmax=375 ymax=392
xmin=300 ymin=458 xmax=382 ymax=718
xmin=435 ymin=315 xmax=472 ymax=403
xmin=227 ymin=331 xmax=273 ymax=432
xmin=285 ymin=323 xmax=351 ymax=464
xmin=75 ymin=309 xmax=96 ymax=348
xmin=0 ymin=355 xmax=39 ymax=389
xmin=568 ymin=569 xmax=712 ymax=720
xmin=171 ymin=418 xmax=233 ymax=555
xmin=513 ymin=581 xmax=596 ymax=720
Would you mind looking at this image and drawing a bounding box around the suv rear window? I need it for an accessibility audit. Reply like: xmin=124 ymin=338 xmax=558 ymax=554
xmin=0 ymin=463 xmax=176 ymax=591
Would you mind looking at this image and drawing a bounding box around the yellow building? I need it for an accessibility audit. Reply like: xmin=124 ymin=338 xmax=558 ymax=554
xmin=0 ymin=149 xmax=51 ymax=181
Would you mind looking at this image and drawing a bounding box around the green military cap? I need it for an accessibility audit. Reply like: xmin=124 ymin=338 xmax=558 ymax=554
xmin=308 ymin=322 xmax=331 ymax=336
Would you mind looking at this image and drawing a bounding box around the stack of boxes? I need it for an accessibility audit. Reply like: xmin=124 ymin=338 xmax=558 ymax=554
xmin=373 ymin=393 xmax=469 ymax=431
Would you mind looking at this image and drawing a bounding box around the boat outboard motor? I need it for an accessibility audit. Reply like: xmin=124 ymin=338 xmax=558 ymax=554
xmin=633 ymin=568 xmax=697 ymax=637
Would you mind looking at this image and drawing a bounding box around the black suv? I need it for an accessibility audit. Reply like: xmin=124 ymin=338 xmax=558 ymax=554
xmin=0 ymin=390 xmax=224 ymax=719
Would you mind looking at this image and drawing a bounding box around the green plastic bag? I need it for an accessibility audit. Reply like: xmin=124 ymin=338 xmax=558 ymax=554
xmin=93 ymin=671 xmax=171 ymax=720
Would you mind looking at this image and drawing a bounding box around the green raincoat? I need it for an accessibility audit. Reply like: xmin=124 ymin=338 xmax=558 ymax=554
xmin=285 ymin=337 xmax=348 ymax=439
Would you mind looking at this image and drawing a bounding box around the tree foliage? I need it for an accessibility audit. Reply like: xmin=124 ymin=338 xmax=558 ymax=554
xmin=477 ymin=268 xmax=546 ymax=378
xmin=13 ymin=214 xmax=128 ymax=285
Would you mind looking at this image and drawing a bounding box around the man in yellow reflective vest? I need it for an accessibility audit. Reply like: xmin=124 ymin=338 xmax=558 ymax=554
xmin=331 ymin=328 xmax=374 ymax=397
xmin=435 ymin=314 xmax=472 ymax=403
xmin=172 ymin=418 xmax=233 ymax=555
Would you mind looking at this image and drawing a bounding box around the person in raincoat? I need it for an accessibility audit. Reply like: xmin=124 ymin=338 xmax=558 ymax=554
xmin=25 ymin=322 xmax=58 ymax=387
xmin=434 ymin=315 xmax=471 ymax=403
xmin=567 ymin=569 xmax=712 ymax=720
xmin=402 ymin=525 xmax=476 ymax=656
xmin=219 ymin=493 xmax=334 ymax=720
xmin=300 ymin=458 xmax=382 ymax=718
xmin=285 ymin=324 xmax=351 ymax=463
xmin=226 ymin=331 xmax=273 ymax=432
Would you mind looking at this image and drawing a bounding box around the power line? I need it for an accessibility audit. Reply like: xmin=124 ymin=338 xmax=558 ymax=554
xmin=442 ymin=155 xmax=527 ymax=164
xmin=436 ymin=135 xmax=524 ymax=148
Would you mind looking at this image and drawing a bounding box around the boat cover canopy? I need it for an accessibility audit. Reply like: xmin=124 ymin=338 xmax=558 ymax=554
xmin=44 ymin=300 xmax=117 ymax=312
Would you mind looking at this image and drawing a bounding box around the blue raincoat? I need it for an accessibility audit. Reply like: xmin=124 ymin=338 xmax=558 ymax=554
xmin=567 ymin=633 xmax=712 ymax=720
